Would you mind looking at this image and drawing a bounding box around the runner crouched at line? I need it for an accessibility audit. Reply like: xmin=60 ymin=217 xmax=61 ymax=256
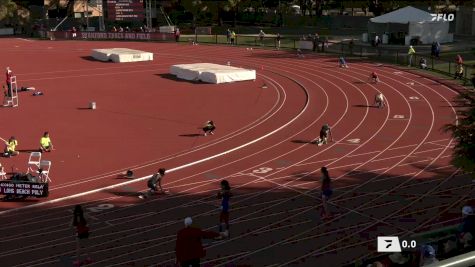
xmin=339 ymin=56 xmax=348 ymax=68
xmin=139 ymin=168 xmax=166 ymax=199
xmin=314 ymin=124 xmax=333 ymax=146
xmin=203 ymin=120 xmax=216 ymax=136
xmin=375 ymin=92 xmax=385 ymax=109
xmin=369 ymin=71 xmax=379 ymax=83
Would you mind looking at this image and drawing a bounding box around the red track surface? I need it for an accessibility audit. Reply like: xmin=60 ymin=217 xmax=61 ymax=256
xmin=0 ymin=38 xmax=473 ymax=266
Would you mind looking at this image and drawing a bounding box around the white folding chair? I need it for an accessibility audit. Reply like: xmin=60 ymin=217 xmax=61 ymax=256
xmin=27 ymin=152 xmax=42 ymax=173
xmin=0 ymin=165 xmax=7 ymax=180
xmin=37 ymin=160 xmax=51 ymax=183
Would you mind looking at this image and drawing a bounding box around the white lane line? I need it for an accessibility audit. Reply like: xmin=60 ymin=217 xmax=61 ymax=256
xmin=16 ymin=38 xmax=34 ymax=42
xmin=0 ymin=74 xmax=308 ymax=215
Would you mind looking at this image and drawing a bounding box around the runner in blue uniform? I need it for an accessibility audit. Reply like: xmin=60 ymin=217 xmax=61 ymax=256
xmin=217 ymin=180 xmax=231 ymax=238
xmin=320 ymin=167 xmax=333 ymax=219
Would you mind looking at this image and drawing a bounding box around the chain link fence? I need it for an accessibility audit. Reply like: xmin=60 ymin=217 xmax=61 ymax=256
xmin=178 ymin=34 xmax=474 ymax=87
xmin=326 ymin=42 xmax=474 ymax=86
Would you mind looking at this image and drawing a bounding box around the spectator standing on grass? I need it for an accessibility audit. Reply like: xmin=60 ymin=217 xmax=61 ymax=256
xmin=374 ymin=35 xmax=380 ymax=47
xmin=320 ymin=167 xmax=333 ymax=219
xmin=139 ymin=168 xmax=166 ymax=199
xmin=435 ymin=41 xmax=441 ymax=58
xmin=259 ymin=29 xmax=265 ymax=46
xmin=313 ymin=33 xmax=320 ymax=52
xmin=454 ymin=64 xmax=464 ymax=79
xmin=275 ymin=33 xmax=281 ymax=50
xmin=419 ymin=57 xmax=427 ymax=69
xmin=72 ymin=205 xmax=92 ymax=266
xmin=226 ymin=28 xmax=231 ymax=44
xmin=456 ymin=54 xmax=463 ymax=65
xmin=175 ymin=217 xmax=221 ymax=267
xmin=174 ymin=27 xmax=180 ymax=42
xmin=216 ymin=180 xmax=232 ymax=239
xmin=407 ymin=45 xmax=416 ymax=66
xmin=230 ymin=30 xmax=236 ymax=45
xmin=431 ymin=42 xmax=436 ymax=57
xmin=321 ymin=36 xmax=329 ymax=52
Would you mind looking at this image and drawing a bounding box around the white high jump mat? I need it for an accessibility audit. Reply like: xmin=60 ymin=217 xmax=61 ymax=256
xmin=91 ymin=48 xmax=153 ymax=63
xmin=170 ymin=63 xmax=256 ymax=84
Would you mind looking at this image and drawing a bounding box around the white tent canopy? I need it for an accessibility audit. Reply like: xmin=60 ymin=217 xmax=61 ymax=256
xmin=368 ymin=6 xmax=453 ymax=44
xmin=370 ymin=6 xmax=433 ymax=24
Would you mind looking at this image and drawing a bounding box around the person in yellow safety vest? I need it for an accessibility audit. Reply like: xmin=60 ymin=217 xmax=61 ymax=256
xmin=40 ymin=131 xmax=54 ymax=152
xmin=231 ymin=31 xmax=236 ymax=45
xmin=408 ymin=45 xmax=416 ymax=66
xmin=454 ymin=64 xmax=464 ymax=80
xmin=4 ymin=136 xmax=19 ymax=157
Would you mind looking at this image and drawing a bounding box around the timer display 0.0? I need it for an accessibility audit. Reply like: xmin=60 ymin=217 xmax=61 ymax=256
xmin=401 ymin=239 xmax=417 ymax=249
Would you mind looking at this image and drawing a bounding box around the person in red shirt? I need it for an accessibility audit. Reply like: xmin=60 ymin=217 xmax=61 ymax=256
xmin=370 ymin=71 xmax=380 ymax=83
xmin=456 ymin=54 xmax=463 ymax=65
xmin=175 ymin=217 xmax=220 ymax=267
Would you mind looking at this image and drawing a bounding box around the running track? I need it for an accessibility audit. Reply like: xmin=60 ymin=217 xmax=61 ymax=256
xmin=0 ymin=38 xmax=473 ymax=266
